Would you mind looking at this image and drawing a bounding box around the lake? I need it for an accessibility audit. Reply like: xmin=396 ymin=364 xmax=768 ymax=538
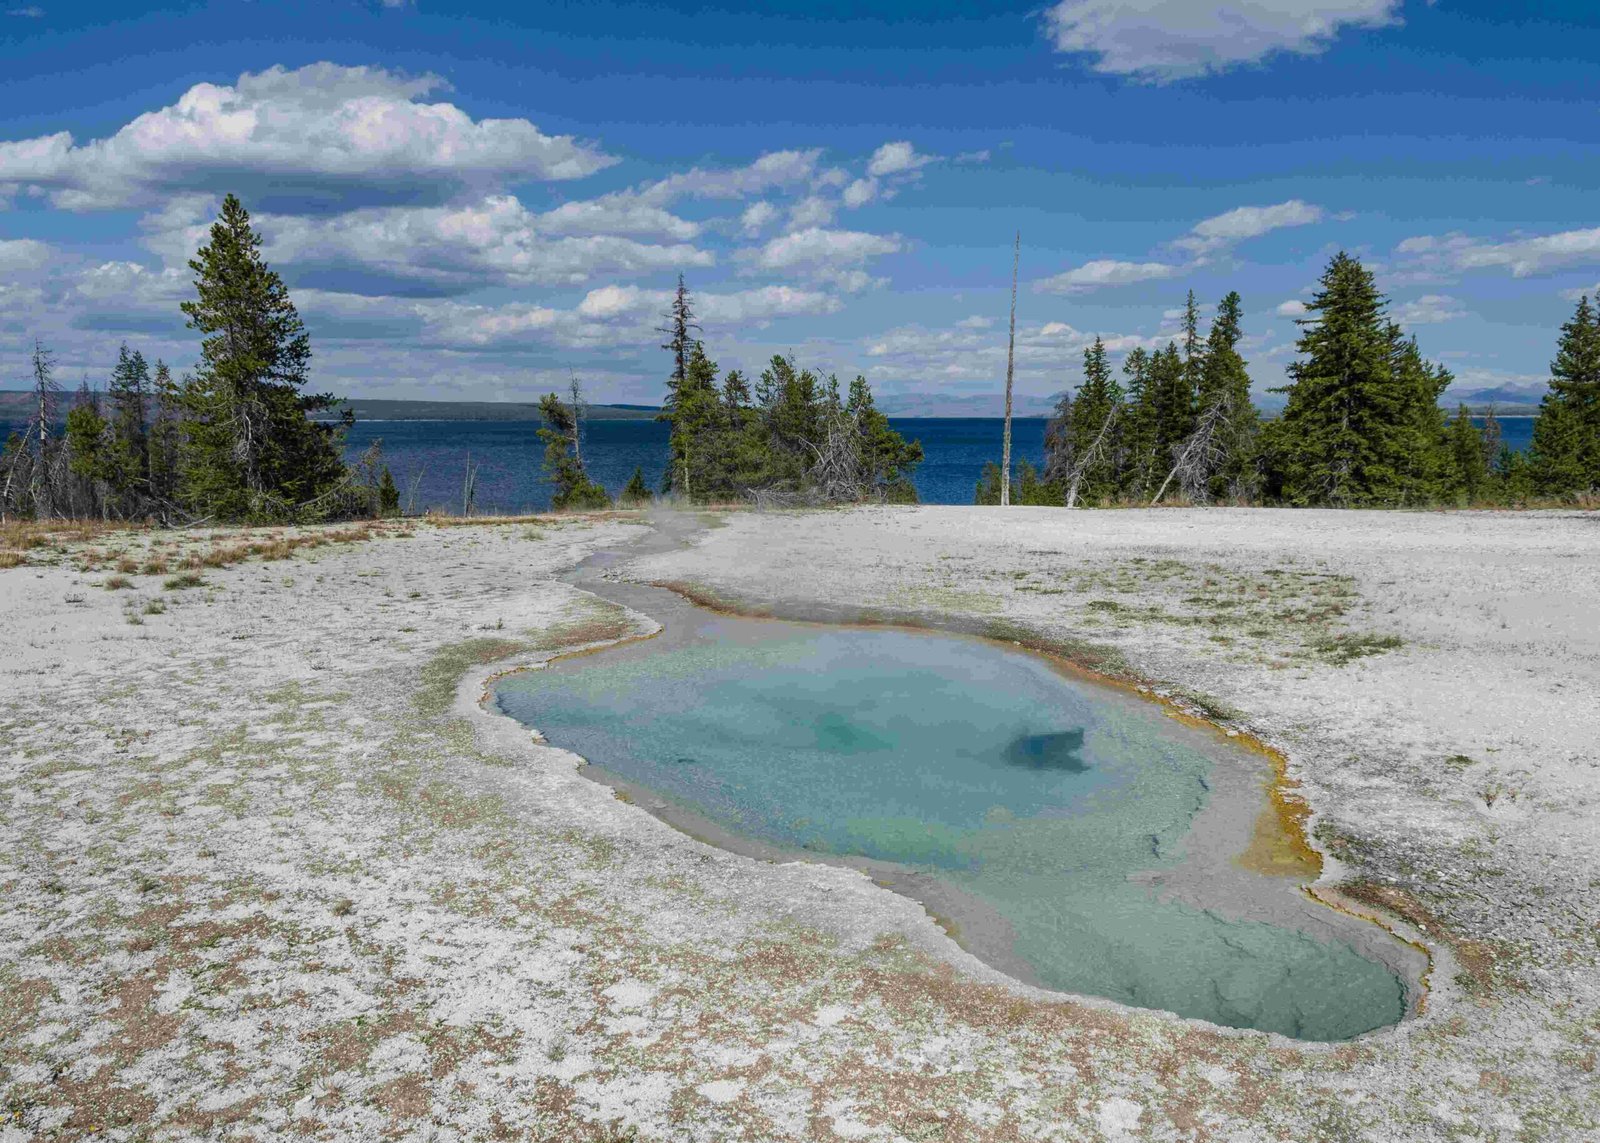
xmin=341 ymin=416 xmax=1046 ymax=514
xmin=1 ymin=413 xmax=1535 ymax=514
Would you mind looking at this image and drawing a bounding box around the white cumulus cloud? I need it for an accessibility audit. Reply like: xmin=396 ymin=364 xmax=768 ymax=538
xmin=1393 ymin=294 xmax=1466 ymax=324
xmin=744 ymin=227 xmax=902 ymax=274
xmin=0 ymin=62 xmax=617 ymax=210
xmin=1041 ymin=0 xmax=1403 ymax=83
xmin=867 ymin=141 xmax=937 ymax=179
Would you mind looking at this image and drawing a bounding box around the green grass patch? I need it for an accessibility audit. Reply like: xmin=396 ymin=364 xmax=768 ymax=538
xmin=1309 ymin=631 xmax=1404 ymax=665
xmin=415 ymin=637 xmax=530 ymax=718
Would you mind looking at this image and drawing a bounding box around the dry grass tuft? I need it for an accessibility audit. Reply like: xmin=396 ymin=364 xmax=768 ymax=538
xmin=104 ymin=573 xmax=133 ymax=590
xmin=0 ymin=550 xmax=24 ymax=569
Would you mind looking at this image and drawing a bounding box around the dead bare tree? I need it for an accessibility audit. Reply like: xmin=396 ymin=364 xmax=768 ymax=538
xmin=567 ymin=372 xmax=585 ymax=468
xmin=1000 ymin=232 xmax=1019 ymax=507
xmin=461 ymin=453 xmax=480 ymax=517
xmin=404 ymin=466 xmax=426 ymax=517
xmin=1150 ymin=394 xmax=1233 ymax=507
xmin=1063 ymin=405 xmax=1119 ymax=509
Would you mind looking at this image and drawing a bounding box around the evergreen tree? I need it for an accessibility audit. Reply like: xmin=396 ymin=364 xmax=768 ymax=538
xmin=1195 ymin=291 xmax=1261 ymax=501
xmin=537 ymin=392 xmax=610 ymax=510
xmin=65 ymin=383 xmax=110 ymax=516
xmin=758 ymin=355 xmax=823 ymax=493
xmin=847 ymin=374 xmax=923 ymax=502
xmin=1147 ymin=342 xmax=1192 ymax=487
xmin=663 ymin=341 xmax=727 ymax=499
xmin=1447 ymin=405 xmax=1488 ymax=503
xmin=1117 ymin=347 xmax=1158 ymax=500
xmin=1272 ymin=253 xmax=1414 ymax=507
xmin=378 ymin=466 xmax=400 ymax=516
xmin=178 ymin=194 xmax=348 ymax=521
xmin=656 ymin=274 xmax=701 ymax=418
xmin=1391 ymin=330 xmax=1455 ymax=503
xmin=1495 ymin=445 xmax=1534 ymax=505
xmin=1065 ymin=337 xmax=1123 ymax=505
xmin=147 ymin=361 xmax=182 ymax=511
xmin=1041 ymin=387 xmax=1074 ymax=492
xmin=106 ymin=343 xmax=150 ymax=513
xmin=621 ymin=466 xmax=651 ymax=505
xmin=1530 ymin=295 xmax=1600 ymax=496
xmin=1181 ymin=289 xmax=1206 ymax=401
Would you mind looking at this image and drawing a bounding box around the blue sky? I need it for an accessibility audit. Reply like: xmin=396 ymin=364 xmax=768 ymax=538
xmin=1 ymin=1 xmax=1597 ymax=411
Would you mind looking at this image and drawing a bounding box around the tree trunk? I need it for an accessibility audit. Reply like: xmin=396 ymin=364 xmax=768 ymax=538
xmin=1000 ymin=232 xmax=1019 ymax=507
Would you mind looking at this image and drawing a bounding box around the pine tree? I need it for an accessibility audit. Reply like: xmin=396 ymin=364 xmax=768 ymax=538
xmin=1531 ymin=295 xmax=1600 ymax=496
xmin=1041 ymin=388 xmax=1074 ymax=492
xmin=178 ymin=194 xmax=347 ymax=521
xmin=664 ymin=342 xmax=726 ymax=500
xmin=1447 ymin=405 xmax=1488 ymax=504
xmin=378 ymin=466 xmax=400 ymax=516
xmin=1181 ymin=289 xmax=1206 ymax=399
xmin=147 ymin=361 xmax=182 ymax=512
xmin=1065 ymin=337 xmax=1123 ymax=505
xmin=65 ymin=383 xmax=110 ymax=517
xmin=1117 ymin=347 xmax=1158 ymax=500
xmin=537 ymin=392 xmax=610 ymax=510
xmin=1147 ymin=342 xmax=1192 ymax=489
xmin=1391 ymin=330 xmax=1455 ymax=504
xmin=1195 ymin=291 xmax=1260 ymax=501
xmin=621 ymin=466 xmax=651 ymax=505
xmin=106 ymin=344 xmax=150 ymax=513
xmin=1272 ymin=253 xmax=1413 ymax=507
xmin=847 ymin=374 xmax=923 ymax=502
xmin=656 ymin=274 xmax=701 ymax=418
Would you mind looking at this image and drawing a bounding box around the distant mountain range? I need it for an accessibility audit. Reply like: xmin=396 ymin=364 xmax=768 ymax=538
xmin=1441 ymin=382 xmax=1547 ymax=414
xmin=0 ymin=391 xmax=660 ymax=425
xmin=1 ymin=384 xmax=1552 ymax=425
xmin=321 ymin=397 xmax=659 ymax=422
xmin=875 ymin=392 xmax=1061 ymax=419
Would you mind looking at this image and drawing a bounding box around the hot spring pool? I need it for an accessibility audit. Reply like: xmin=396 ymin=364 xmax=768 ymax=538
xmin=494 ymin=614 xmax=1408 ymax=1040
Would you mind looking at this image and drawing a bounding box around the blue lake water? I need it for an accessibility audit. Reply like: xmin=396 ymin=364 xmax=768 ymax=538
xmin=495 ymin=620 xmax=1407 ymax=1039
xmin=3 ymin=412 xmax=1532 ymax=514
xmin=349 ymin=414 xmax=1535 ymax=513
xmin=340 ymin=416 xmax=1046 ymax=514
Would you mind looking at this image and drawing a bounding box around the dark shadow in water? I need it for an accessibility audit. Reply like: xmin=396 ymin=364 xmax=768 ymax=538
xmin=1003 ymin=728 xmax=1089 ymax=772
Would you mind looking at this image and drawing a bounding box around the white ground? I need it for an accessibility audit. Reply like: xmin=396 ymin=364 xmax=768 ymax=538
xmin=1 ymin=506 xmax=1596 ymax=1141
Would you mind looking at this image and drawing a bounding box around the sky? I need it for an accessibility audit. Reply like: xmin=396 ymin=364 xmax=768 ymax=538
xmin=1 ymin=1 xmax=1597 ymax=412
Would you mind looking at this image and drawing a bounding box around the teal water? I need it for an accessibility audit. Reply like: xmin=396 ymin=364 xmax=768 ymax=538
xmin=495 ymin=622 xmax=1405 ymax=1039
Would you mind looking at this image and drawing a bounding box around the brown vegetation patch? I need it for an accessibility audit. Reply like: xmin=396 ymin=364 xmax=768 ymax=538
xmin=1339 ymin=879 xmax=1506 ymax=998
xmin=368 ymin=1072 xmax=431 ymax=1122
xmin=0 ymin=976 xmax=51 ymax=1043
xmin=310 ymin=1009 xmax=422 ymax=1073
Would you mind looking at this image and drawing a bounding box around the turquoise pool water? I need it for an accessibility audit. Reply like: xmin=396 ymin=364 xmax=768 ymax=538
xmin=495 ymin=621 xmax=1405 ymax=1039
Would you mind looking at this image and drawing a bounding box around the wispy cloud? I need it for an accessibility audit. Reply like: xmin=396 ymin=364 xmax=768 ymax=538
xmin=1396 ymin=227 xmax=1600 ymax=278
xmin=1038 ymin=200 xmax=1328 ymax=294
xmin=1173 ymin=200 xmax=1325 ymax=256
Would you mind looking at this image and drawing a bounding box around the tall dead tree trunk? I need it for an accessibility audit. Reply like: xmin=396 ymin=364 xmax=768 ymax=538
xmin=1000 ymin=232 xmax=1019 ymax=507
xmin=1150 ymin=394 xmax=1232 ymax=507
